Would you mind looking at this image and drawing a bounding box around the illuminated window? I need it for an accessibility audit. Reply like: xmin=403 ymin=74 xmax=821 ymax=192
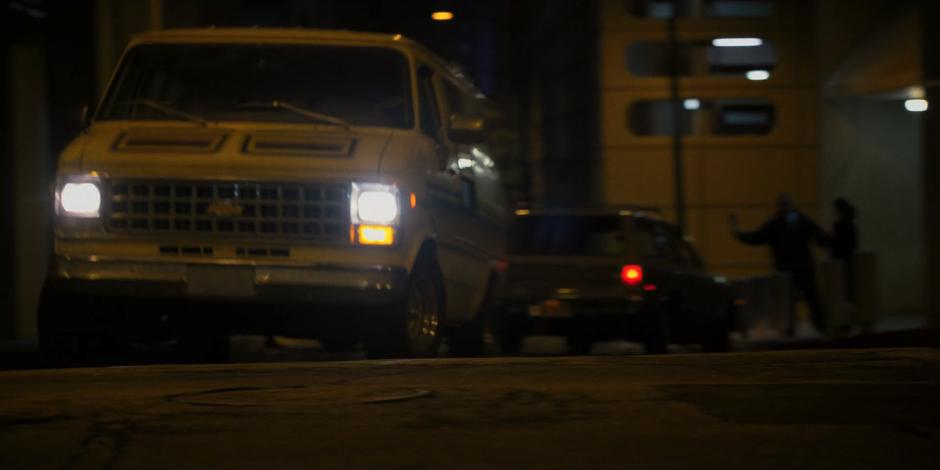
xmin=626 ymin=40 xmax=776 ymax=78
xmin=628 ymin=99 xmax=775 ymax=136
xmin=626 ymin=0 xmax=775 ymax=18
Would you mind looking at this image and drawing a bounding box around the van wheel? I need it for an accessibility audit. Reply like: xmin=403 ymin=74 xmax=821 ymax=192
xmin=364 ymin=256 xmax=444 ymax=358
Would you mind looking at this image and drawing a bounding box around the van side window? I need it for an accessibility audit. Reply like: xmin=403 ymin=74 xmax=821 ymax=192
xmin=418 ymin=65 xmax=441 ymax=139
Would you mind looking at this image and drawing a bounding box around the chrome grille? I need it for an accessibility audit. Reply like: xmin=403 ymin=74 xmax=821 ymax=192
xmin=106 ymin=180 xmax=349 ymax=242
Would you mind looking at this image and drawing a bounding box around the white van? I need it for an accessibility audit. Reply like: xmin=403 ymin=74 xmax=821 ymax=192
xmin=40 ymin=28 xmax=508 ymax=363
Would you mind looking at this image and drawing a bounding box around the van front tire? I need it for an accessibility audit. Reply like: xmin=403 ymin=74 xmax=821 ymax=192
xmin=363 ymin=256 xmax=444 ymax=359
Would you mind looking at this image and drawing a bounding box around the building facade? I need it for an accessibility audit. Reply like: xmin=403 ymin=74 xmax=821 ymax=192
xmin=599 ymin=0 xmax=818 ymax=281
xmin=597 ymin=0 xmax=936 ymax=323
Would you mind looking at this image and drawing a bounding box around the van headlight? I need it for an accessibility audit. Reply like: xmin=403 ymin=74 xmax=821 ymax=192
xmin=57 ymin=175 xmax=102 ymax=218
xmin=351 ymin=183 xmax=400 ymax=245
xmin=351 ymin=183 xmax=400 ymax=225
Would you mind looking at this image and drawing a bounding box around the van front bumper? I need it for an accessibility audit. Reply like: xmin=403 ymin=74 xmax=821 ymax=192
xmin=49 ymin=256 xmax=407 ymax=306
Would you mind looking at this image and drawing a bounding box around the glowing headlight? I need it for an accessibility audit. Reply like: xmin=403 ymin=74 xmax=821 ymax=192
xmin=59 ymin=180 xmax=101 ymax=217
xmin=351 ymin=183 xmax=400 ymax=225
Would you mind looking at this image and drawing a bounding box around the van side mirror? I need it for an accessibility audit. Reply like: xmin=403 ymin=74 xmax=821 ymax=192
xmin=447 ymin=114 xmax=486 ymax=144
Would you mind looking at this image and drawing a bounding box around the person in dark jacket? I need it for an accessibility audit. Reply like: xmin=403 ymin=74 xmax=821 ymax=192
xmin=729 ymin=193 xmax=829 ymax=336
xmin=830 ymin=198 xmax=858 ymax=301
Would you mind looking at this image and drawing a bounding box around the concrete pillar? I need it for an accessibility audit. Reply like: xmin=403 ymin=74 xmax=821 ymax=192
xmin=10 ymin=44 xmax=52 ymax=339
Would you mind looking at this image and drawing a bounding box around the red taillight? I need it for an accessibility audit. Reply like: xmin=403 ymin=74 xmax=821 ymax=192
xmin=621 ymin=264 xmax=643 ymax=286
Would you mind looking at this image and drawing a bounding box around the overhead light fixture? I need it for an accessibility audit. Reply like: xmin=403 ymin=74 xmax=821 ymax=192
xmin=746 ymin=70 xmax=770 ymax=81
xmin=904 ymin=99 xmax=928 ymax=112
xmin=712 ymin=37 xmax=763 ymax=47
xmin=683 ymin=98 xmax=701 ymax=110
xmin=431 ymin=11 xmax=454 ymax=21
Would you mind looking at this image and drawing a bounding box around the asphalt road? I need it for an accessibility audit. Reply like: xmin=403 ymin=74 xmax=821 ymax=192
xmin=1 ymin=348 xmax=938 ymax=469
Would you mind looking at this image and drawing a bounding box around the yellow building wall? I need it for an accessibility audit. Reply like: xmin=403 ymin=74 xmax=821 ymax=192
xmin=599 ymin=0 xmax=819 ymax=279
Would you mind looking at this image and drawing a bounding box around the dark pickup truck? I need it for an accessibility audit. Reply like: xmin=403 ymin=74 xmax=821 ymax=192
xmin=495 ymin=208 xmax=735 ymax=355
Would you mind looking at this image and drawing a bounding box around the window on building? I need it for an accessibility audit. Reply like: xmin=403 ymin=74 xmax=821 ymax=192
xmin=626 ymin=0 xmax=775 ymax=18
xmin=626 ymin=40 xmax=776 ymax=78
xmin=628 ymin=98 xmax=775 ymax=136
xmin=714 ymin=99 xmax=775 ymax=135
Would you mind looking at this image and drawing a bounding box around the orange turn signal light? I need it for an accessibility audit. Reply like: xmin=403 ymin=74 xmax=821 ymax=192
xmin=357 ymin=225 xmax=395 ymax=245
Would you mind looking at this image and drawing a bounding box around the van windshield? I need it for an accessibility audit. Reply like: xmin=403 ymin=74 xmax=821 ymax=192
xmin=99 ymin=44 xmax=413 ymax=128
xmin=510 ymin=215 xmax=625 ymax=256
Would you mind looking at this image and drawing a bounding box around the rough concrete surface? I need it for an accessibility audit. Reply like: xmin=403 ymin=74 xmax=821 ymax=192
xmin=0 ymin=348 xmax=938 ymax=469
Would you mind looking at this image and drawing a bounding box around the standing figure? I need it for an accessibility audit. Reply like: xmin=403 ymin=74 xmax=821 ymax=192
xmin=729 ymin=193 xmax=830 ymax=336
xmin=830 ymin=198 xmax=858 ymax=301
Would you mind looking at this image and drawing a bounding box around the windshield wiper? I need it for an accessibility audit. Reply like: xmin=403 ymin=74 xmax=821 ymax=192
xmin=117 ymin=99 xmax=206 ymax=125
xmin=235 ymin=100 xmax=351 ymax=128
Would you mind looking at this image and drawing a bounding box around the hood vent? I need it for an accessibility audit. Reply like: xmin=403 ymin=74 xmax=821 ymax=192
xmin=245 ymin=132 xmax=356 ymax=157
xmin=115 ymin=129 xmax=227 ymax=153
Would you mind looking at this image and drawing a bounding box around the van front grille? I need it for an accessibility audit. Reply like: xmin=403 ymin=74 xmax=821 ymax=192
xmin=106 ymin=180 xmax=349 ymax=242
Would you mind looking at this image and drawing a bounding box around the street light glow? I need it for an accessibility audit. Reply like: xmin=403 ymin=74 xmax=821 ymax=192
xmin=431 ymin=11 xmax=454 ymax=21
xmin=905 ymin=99 xmax=928 ymax=112
xmin=683 ymin=98 xmax=701 ymax=110
xmin=712 ymin=37 xmax=763 ymax=47
xmin=746 ymin=70 xmax=770 ymax=81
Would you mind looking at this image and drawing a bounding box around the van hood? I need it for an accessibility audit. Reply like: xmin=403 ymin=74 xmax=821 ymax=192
xmin=76 ymin=122 xmax=397 ymax=182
